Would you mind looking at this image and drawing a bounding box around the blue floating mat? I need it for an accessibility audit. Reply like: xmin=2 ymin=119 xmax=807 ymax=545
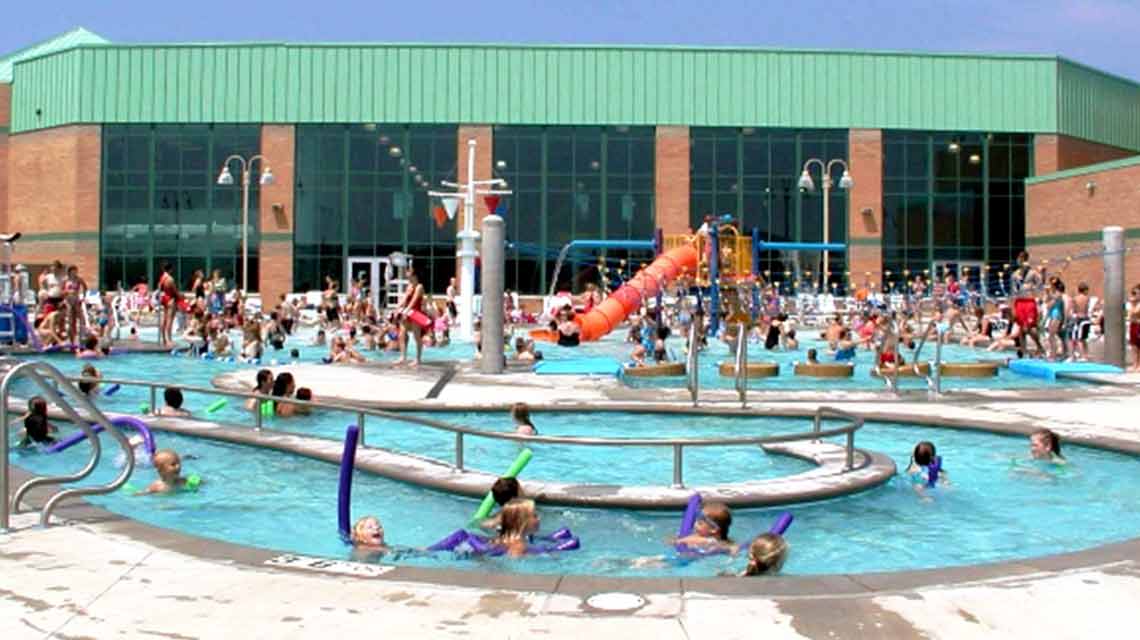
xmin=1009 ymin=359 xmax=1123 ymax=381
xmin=533 ymin=357 xmax=623 ymax=377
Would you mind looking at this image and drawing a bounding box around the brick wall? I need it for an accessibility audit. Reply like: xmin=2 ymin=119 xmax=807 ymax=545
xmin=456 ymin=125 xmax=494 ymax=226
xmin=259 ymin=125 xmax=295 ymax=303
xmin=6 ymin=125 xmax=102 ymax=287
xmin=1034 ymin=134 xmax=1135 ymax=176
xmin=654 ymin=126 xmax=690 ymax=234
xmin=847 ymin=129 xmax=883 ymax=285
xmin=1025 ymin=159 xmax=1140 ymax=296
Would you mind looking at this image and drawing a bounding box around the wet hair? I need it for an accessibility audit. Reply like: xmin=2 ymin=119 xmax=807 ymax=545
xmin=271 ymin=372 xmax=295 ymax=397
xmin=1078 ymin=282 xmax=1089 ymax=294
xmin=295 ymin=387 xmax=312 ymax=401
xmin=254 ymin=368 xmax=273 ymax=391
xmin=290 ymin=348 xmax=300 ymax=359
xmin=1033 ymin=428 xmax=1064 ymax=459
xmin=743 ymin=533 xmax=789 ymax=576
xmin=911 ymin=441 xmax=936 ymax=467
xmin=491 ymin=477 xmax=521 ymax=506
xmin=806 ymin=348 xmax=818 ymax=361
xmin=83 ymin=335 xmax=99 ymax=351
xmin=510 ymin=403 xmax=534 ymax=428
xmin=497 ymin=498 xmax=536 ymax=539
xmin=702 ymin=502 xmax=733 ymax=542
xmin=28 ymin=396 xmax=47 ymax=415
xmin=163 ymin=387 xmax=184 ymax=409
xmin=78 ymin=364 xmax=99 ymax=395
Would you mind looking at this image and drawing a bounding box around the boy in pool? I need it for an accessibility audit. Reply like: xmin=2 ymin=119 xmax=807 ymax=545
xmin=157 ymin=387 xmax=191 ymax=417
xmin=350 ymin=516 xmax=389 ymax=551
xmin=1029 ymin=428 xmax=1066 ymax=464
xmin=675 ymin=502 xmax=737 ymax=553
xmin=905 ymin=441 xmax=948 ymax=496
xmin=477 ymin=477 xmax=523 ymax=532
xmin=140 ymin=449 xmax=194 ymax=494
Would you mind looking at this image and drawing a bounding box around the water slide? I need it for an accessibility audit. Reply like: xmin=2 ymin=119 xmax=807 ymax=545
xmin=573 ymin=244 xmax=699 ymax=342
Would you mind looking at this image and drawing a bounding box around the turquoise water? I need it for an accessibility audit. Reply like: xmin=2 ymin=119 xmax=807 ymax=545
xmin=10 ymin=420 xmax=1140 ymax=576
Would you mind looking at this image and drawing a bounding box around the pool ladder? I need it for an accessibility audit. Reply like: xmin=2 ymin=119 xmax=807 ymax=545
xmin=1 ymin=358 xmax=136 ymax=531
xmin=910 ymin=320 xmax=944 ymax=395
xmin=733 ymin=322 xmax=748 ymax=409
xmin=686 ymin=321 xmax=700 ymax=406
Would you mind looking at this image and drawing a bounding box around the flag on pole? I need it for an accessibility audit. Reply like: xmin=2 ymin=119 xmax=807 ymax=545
xmin=483 ymin=195 xmax=501 ymax=214
xmin=433 ymin=206 xmax=447 ymax=229
xmin=441 ymin=196 xmax=461 ymax=220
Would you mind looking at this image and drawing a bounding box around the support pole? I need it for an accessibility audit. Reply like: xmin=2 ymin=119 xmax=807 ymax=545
xmin=1103 ymin=226 xmax=1125 ymax=368
xmin=480 ymin=214 xmax=506 ymax=374
xmin=457 ymin=139 xmax=479 ymax=342
xmin=709 ymin=232 xmax=721 ymax=337
xmin=751 ymin=227 xmax=761 ymax=322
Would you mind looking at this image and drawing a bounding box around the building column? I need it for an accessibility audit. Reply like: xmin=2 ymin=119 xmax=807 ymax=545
xmin=847 ymin=129 xmax=883 ymax=286
xmin=258 ymin=125 xmax=295 ymax=304
xmin=1034 ymin=133 xmax=1135 ymax=176
xmin=654 ymin=126 xmax=690 ymax=234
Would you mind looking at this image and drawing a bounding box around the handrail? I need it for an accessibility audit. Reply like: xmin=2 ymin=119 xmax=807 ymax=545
xmin=733 ymin=321 xmax=748 ymax=408
xmin=911 ymin=319 xmax=944 ymax=394
xmin=46 ymin=372 xmax=866 ymax=488
xmin=686 ymin=321 xmax=700 ymax=406
xmin=1 ymin=359 xmax=135 ymax=529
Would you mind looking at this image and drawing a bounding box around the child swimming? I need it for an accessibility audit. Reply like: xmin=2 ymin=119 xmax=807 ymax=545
xmin=740 ymin=533 xmax=789 ymax=576
xmin=675 ymin=502 xmax=736 ymax=553
xmin=511 ymin=403 xmax=537 ymax=436
xmin=77 ymin=363 xmax=101 ymax=396
xmin=491 ymin=498 xmax=541 ymax=558
xmin=477 ymin=477 xmax=523 ymax=532
xmin=1029 ymin=428 xmax=1066 ymax=464
xmin=905 ymin=441 xmax=947 ymax=494
xmin=18 ymin=396 xmax=57 ymax=446
xmin=140 ymin=449 xmax=195 ymax=494
xmin=157 ymin=387 xmax=191 ymax=417
xmin=350 ymin=515 xmax=389 ymax=551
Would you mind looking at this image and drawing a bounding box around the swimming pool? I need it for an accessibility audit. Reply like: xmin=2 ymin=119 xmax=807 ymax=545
xmin=9 ymin=416 xmax=1140 ymax=577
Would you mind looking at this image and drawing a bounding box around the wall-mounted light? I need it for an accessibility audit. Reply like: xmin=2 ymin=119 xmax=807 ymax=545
xmin=948 ymin=141 xmax=961 ymax=153
xmin=1086 ymin=180 xmax=1096 ymax=195
xmin=495 ymin=160 xmax=507 ymax=170
xmin=861 ymin=207 xmax=874 ymax=217
xmin=968 ymin=154 xmax=981 ymax=165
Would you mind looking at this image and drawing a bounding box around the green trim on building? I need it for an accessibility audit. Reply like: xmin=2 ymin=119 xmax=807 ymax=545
xmin=0 ymin=27 xmax=108 ymax=83
xmin=19 ymin=231 xmax=100 ymax=242
xmin=848 ymin=237 xmax=881 ymax=247
xmin=261 ymin=232 xmax=293 ymax=243
xmin=1027 ymin=227 xmax=1140 ymax=246
xmin=1025 ymin=154 xmax=1140 ymax=185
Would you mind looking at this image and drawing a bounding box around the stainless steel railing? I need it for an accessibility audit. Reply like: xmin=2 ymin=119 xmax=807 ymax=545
xmin=1 ymin=359 xmax=135 ymax=530
xmin=37 ymin=372 xmax=865 ymax=490
xmin=686 ymin=321 xmax=700 ymax=407
xmin=733 ymin=321 xmax=748 ymax=408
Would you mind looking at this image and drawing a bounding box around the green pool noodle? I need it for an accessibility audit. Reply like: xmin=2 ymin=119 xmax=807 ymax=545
xmin=185 ymin=474 xmax=202 ymax=491
xmin=260 ymin=400 xmax=274 ymax=417
xmin=470 ymin=448 xmax=533 ymax=522
xmin=120 ymin=482 xmax=140 ymax=494
xmin=205 ymin=399 xmax=227 ymax=414
xmin=139 ymin=403 xmax=150 ymax=414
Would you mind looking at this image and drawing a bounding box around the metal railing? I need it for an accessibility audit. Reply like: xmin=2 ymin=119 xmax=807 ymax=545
xmin=733 ymin=321 xmax=748 ymax=408
xmin=686 ymin=321 xmax=700 ymax=406
xmin=1 ymin=359 xmax=135 ymax=530
xmin=911 ymin=320 xmax=944 ymax=394
xmin=28 ymin=371 xmax=865 ymax=490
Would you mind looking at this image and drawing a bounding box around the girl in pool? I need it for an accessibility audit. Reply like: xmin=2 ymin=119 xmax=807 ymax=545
xmin=350 ymin=516 xmax=389 ymax=551
xmin=511 ymin=402 xmax=537 ymax=436
xmin=245 ymin=369 xmax=273 ymax=411
xmin=905 ymin=441 xmax=948 ymax=495
xmin=77 ymin=364 xmax=101 ymax=396
xmin=1029 ymin=428 xmax=1066 ymax=464
xmin=675 ymin=502 xmax=737 ymax=553
xmin=739 ymin=533 xmax=789 ymax=576
xmin=492 ymin=499 xmax=541 ymax=557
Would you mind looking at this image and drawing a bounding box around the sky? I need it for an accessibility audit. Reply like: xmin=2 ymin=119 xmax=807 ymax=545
xmin=2 ymin=0 xmax=1138 ymax=82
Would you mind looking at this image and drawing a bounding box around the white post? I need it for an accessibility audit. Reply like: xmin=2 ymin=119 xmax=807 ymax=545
xmin=456 ymin=139 xmax=479 ymax=342
xmin=481 ymin=214 xmax=506 ymax=373
xmin=241 ymin=167 xmax=250 ymax=294
xmin=822 ymin=179 xmax=830 ymax=292
xmin=1103 ymin=226 xmax=1125 ymax=368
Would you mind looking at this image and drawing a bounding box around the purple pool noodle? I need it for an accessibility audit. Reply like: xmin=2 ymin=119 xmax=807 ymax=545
xmin=46 ymin=428 xmax=93 ymax=453
xmin=103 ymin=384 xmax=121 ymax=397
xmin=677 ymin=493 xmax=702 ymax=538
xmin=337 ymin=425 xmax=360 ymax=543
xmin=926 ymin=456 xmax=943 ymax=487
xmin=427 ymin=529 xmax=470 ymax=551
xmin=768 ymin=512 xmax=794 ymax=535
xmin=46 ymin=416 xmax=156 ymax=456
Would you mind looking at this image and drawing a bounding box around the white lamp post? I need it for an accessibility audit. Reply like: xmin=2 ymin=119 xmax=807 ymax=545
xmin=428 ymin=138 xmax=512 ymax=342
xmin=798 ymin=158 xmax=853 ymax=291
xmin=217 ymin=155 xmax=274 ymax=294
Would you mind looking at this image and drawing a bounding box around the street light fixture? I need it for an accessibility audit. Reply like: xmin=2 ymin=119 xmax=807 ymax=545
xmin=216 ymin=155 xmax=273 ymax=294
xmin=800 ymin=157 xmax=853 ymax=290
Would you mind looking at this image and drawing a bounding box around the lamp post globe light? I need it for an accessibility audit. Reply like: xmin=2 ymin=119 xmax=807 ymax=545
xmin=798 ymin=158 xmax=853 ymax=291
xmin=216 ymin=155 xmax=274 ymax=295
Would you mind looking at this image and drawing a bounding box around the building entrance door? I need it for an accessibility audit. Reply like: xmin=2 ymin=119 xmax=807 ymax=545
xmin=932 ymin=260 xmax=986 ymax=302
xmin=346 ymin=258 xmax=385 ymax=312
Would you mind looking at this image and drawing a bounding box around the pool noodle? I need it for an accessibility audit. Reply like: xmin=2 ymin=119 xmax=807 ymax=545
xmin=103 ymin=383 xmax=121 ymax=397
xmin=469 ymin=448 xmax=533 ymax=522
xmin=677 ymin=493 xmax=702 ymax=538
xmin=46 ymin=416 xmax=157 ymax=456
xmin=926 ymin=456 xmax=943 ymax=487
xmin=205 ymin=399 xmax=227 ymax=413
xmin=260 ymin=400 xmax=274 ymax=417
xmin=768 ymin=512 xmax=794 ymax=535
xmin=337 ymin=425 xmax=360 ymax=543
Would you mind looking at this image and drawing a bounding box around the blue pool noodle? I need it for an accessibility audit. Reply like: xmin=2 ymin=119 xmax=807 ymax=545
xmin=103 ymin=383 xmax=122 ymax=397
xmin=926 ymin=456 xmax=943 ymax=487
xmin=677 ymin=493 xmax=702 ymax=538
xmin=768 ymin=512 xmax=794 ymax=535
xmin=46 ymin=416 xmax=156 ymax=456
xmin=337 ymin=425 xmax=360 ymax=543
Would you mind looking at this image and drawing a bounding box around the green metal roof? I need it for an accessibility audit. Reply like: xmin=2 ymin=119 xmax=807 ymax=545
xmin=1026 ymin=153 xmax=1140 ymax=185
xmin=6 ymin=39 xmax=1140 ymax=151
xmin=0 ymin=27 xmax=108 ymax=83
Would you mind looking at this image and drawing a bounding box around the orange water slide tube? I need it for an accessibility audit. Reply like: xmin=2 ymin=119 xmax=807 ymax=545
xmin=574 ymin=244 xmax=699 ymax=342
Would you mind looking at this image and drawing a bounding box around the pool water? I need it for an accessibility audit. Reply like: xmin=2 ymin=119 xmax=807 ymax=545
xmin=10 ymin=419 xmax=1140 ymax=577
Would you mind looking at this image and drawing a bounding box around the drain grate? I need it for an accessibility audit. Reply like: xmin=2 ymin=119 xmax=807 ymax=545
xmin=584 ymin=592 xmax=646 ymax=612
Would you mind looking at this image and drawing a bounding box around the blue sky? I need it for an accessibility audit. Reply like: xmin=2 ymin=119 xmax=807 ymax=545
xmin=3 ymin=0 xmax=1138 ymax=81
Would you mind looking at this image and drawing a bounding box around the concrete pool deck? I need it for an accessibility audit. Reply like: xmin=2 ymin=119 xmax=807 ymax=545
xmin=6 ymin=361 xmax=1140 ymax=637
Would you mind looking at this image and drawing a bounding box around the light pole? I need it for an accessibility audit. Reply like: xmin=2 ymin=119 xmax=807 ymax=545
xmin=428 ymin=139 xmax=511 ymax=342
xmin=798 ymin=158 xmax=853 ymax=291
xmin=216 ymin=155 xmax=274 ymax=295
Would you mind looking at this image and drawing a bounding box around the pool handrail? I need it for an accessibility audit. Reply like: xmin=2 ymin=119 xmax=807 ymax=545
xmin=733 ymin=321 xmax=748 ymax=408
xmin=686 ymin=320 xmax=699 ymax=407
xmin=52 ymin=372 xmax=865 ymax=489
xmin=1 ymin=359 xmax=135 ymax=530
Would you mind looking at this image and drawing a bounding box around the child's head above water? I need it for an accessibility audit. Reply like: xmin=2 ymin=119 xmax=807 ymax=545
xmin=743 ymin=533 xmax=789 ymax=576
xmin=911 ymin=441 xmax=937 ymax=467
xmin=1030 ymin=429 xmax=1064 ymax=460
xmin=350 ymin=516 xmax=386 ymax=548
xmin=498 ymin=498 xmax=540 ymax=538
xmin=695 ymin=502 xmax=733 ymax=542
xmin=28 ymin=396 xmax=48 ymax=416
xmin=491 ymin=477 xmax=521 ymax=506
xmin=152 ymin=449 xmax=183 ymax=482
xmin=163 ymin=387 xmax=184 ymax=410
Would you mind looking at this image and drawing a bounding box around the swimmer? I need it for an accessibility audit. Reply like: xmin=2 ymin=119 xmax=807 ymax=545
xmin=292 ymin=387 xmax=314 ymax=416
xmin=675 ymin=502 xmax=737 ymax=553
xmin=76 ymin=363 xmax=101 ymax=396
xmin=477 ymin=477 xmax=523 ymax=533
xmin=312 ymin=329 xmax=327 ymax=347
xmin=739 ymin=533 xmax=789 ymax=576
xmin=140 ymin=449 xmax=194 ymax=494
xmin=905 ymin=441 xmax=947 ymax=495
xmin=157 ymin=387 xmax=191 ymax=417
xmin=511 ymin=402 xmax=537 ymax=436
xmin=75 ymin=334 xmax=103 ymax=359
xmin=245 ymin=369 xmax=273 ymax=411
xmin=805 ymin=348 xmax=819 ymax=365
xmin=1029 ymin=428 xmax=1066 ymax=464
xmin=491 ymin=498 xmax=541 ymax=558
xmin=350 ymin=516 xmax=389 ymax=551
xmin=18 ymin=396 xmax=57 ymax=446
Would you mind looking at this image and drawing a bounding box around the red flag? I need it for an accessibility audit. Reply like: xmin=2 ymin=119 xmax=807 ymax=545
xmin=483 ymin=195 xmax=501 ymax=213
xmin=433 ymin=206 xmax=447 ymax=229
